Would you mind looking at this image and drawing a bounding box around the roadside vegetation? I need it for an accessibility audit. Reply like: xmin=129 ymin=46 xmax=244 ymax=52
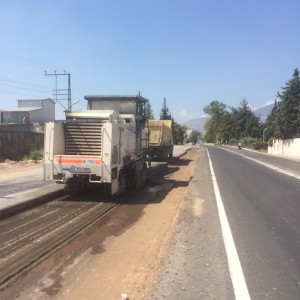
xmin=27 ymin=149 xmax=43 ymax=162
xmin=203 ymin=68 xmax=300 ymax=150
xmin=3 ymin=149 xmax=44 ymax=163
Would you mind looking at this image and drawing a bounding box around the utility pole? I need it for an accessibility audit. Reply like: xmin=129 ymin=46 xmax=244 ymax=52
xmin=45 ymin=70 xmax=71 ymax=111
xmin=263 ymin=128 xmax=268 ymax=142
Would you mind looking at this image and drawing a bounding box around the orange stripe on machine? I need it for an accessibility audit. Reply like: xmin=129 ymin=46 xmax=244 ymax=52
xmin=54 ymin=155 xmax=102 ymax=165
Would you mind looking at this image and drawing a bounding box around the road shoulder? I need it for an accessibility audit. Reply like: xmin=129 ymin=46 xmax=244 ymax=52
xmin=148 ymin=146 xmax=234 ymax=299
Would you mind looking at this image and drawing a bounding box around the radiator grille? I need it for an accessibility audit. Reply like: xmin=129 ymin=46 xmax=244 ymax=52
xmin=65 ymin=121 xmax=105 ymax=155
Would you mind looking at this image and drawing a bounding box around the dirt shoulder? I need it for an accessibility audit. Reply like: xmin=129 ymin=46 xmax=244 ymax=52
xmin=7 ymin=149 xmax=199 ymax=300
xmin=0 ymin=160 xmax=42 ymax=180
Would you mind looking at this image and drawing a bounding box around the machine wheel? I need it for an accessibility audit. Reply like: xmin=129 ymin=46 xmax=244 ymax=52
xmin=135 ymin=160 xmax=147 ymax=190
xmin=116 ymin=171 xmax=127 ymax=195
xmin=125 ymin=159 xmax=146 ymax=190
xmin=64 ymin=177 xmax=85 ymax=195
xmin=103 ymin=183 xmax=112 ymax=195
xmin=126 ymin=168 xmax=136 ymax=190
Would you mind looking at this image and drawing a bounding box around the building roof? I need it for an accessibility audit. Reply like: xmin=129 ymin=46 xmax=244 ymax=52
xmin=17 ymin=98 xmax=56 ymax=104
xmin=84 ymin=95 xmax=148 ymax=103
xmin=3 ymin=107 xmax=42 ymax=112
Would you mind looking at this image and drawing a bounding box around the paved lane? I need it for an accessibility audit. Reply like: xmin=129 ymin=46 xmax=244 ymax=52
xmin=0 ymin=168 xmax=46 ymax=198
xmin=151 ymin=146 xmax=300 ymax=299
xmin=221 ymin=145 xmax=300 ymax=177
xmin=208 ymin=146 xmax=300 ymax=299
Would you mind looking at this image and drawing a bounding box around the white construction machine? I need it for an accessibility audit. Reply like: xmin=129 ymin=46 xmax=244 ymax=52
xmin=44 ymin=95 xmax=149 ymax=195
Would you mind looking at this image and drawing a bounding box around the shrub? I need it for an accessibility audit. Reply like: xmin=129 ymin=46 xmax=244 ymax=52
xmin=29 ymin=149 xmax=43 ymax=161
xmin=252 ymin=142 xmax=268 ymax=151
xmin=228 ymin=139 xmax=238 ymax=146
xmin=6 ymin=153 xmax=24 ymax=161
xmin=241 ymin=137 xmax=257 ymax=149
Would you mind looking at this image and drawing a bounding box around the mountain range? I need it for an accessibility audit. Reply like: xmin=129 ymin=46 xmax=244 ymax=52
xmin=184 ymin=103 xmax=274 ymax=133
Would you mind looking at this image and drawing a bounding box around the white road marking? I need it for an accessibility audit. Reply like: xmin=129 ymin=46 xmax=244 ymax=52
xmin=223 ymin=148 xmax=300 ymax=180
xmin=207 ymin=149 xmax=251 ymax=300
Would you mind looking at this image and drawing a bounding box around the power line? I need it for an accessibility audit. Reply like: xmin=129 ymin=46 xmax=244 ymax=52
xmin=45 ymin=70 xmax=71 ymax=111
xmin=0 ymin=76 xmax=50 ymax=90
xmin=0 ymin=48 xmax=56 ymax=71
xmin=0 ymin=82 xmax=49 ymax=93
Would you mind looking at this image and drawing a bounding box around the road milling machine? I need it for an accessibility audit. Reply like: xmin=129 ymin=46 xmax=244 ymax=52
xmin=44 ymin=95 xmax=150 ymax=195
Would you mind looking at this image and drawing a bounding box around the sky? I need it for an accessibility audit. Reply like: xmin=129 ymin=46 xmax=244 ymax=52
xmin=0 ymin=0 xmax=299 ymax=123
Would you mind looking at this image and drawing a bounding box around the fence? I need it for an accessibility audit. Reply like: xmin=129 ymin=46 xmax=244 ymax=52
xmin=268 ymin=138 xmax=300 ymax=160
xmin=0 ymin=131 xmax=44 ymax=161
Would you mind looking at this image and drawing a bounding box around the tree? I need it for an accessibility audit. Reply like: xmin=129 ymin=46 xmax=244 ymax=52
xmin=276 ymin=68 xmax=300 ymax=139
xmin=230 ymin=98 xmax=260 ymax=140
xmin=245 ymin=115 xmax=261 ymax=139
xmin=204 ymin=118 xmax=215 ymax=143
xmin=265 ymin=99 xmax=279 ymax=140
xmin=217 ymin=111 xmax=233 ymax=143
xmin=173 ymin=122 xmax=187 ymax=145
xmin=203 ymin=100 xmax=227 ymax=143
xmin=188 ymin=130 xmax=201 ymax=144
xmin=159 ymin=98 xmax=172 ymax=120
xmin=144 ymin=101 xmax=154 ymax=120
xmin=203 ymin=100 xmax=227 ymax=119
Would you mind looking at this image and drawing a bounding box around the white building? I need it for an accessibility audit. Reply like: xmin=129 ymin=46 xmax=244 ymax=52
xmin=1 ymin=98 xmax=55 ymax=124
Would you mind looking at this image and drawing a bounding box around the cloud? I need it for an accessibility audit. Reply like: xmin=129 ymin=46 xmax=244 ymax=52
xmin=264 ymin=98 xmax=277 ymax=106
xmin=179 ymin=110 xmax=193 ymax=119
xmin=252 ymin=98 xmax=278 ymax=110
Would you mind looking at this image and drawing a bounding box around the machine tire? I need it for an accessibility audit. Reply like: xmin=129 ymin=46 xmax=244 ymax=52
xmin=64 ymin=177 xmax=84 ymax=195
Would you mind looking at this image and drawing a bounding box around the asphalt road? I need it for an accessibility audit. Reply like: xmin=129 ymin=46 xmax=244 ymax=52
xmin=151 ymin=145 xmax=300 ymax=299
xmin=0 ymin=168 xmax=46 ymax=198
